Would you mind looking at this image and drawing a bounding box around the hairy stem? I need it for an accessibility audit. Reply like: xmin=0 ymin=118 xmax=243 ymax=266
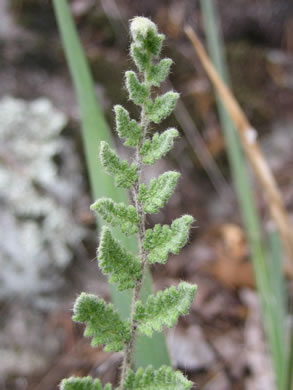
xmin=120 ymin=108 xmax=149 ymax=388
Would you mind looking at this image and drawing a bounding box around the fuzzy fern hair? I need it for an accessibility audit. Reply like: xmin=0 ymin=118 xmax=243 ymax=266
xmin=60 ymin=16 xmax=197 ymax=390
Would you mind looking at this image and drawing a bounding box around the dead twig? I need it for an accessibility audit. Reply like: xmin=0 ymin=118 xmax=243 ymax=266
xmin=185 ymin=25 xmax=293 ymax=272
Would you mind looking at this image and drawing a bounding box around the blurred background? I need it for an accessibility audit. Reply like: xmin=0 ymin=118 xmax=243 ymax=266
xmin=1 ymin=0 xmax=293 ymax=389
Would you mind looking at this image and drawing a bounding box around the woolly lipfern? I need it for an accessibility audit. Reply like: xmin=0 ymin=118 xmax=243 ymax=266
xmin=134 ymin=282 xmax=197 ymax=337
xmin=60 ymin=377 xmax=112 ymax=390
xmin=61 ymin=16 xmax=197 ymax=390
xmin=124 ymin=366 xmax=192 ymax=390
xmin=73 ymin=293 xmax=130 ymax=352
xmin=98 ymin=227 xmax=142 ymax=290
xmin=90 ymin=198 xmax=140 ymax=236
xmin=144 ymin=215 xmax=194 ymax=264
xmin=140 ymin=129 xmax=179 ymax=165
xmin=138 ymin=171 xmax=180 ymax=214
xmin=99 ymin=141 xmax=138 ymax=188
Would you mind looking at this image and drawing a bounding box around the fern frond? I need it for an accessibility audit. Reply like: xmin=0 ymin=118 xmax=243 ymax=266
xmin=144 ymin=215 xmax=194 ymax=264
xmin=125 ymin=71 xmax=148 ymax=105
xmin=140 ymin=128 xmax=179 ymax=165
xmin=73 ymin=293 xmax=130 ymax=352
xmin=138 ymin=171 xmax=180 ymax=214
xmin=124 ymin=365 xmax=193 ymax=390
xmin=145 ymin=92 xmax=179 ymax=124
xmin=148 ymin=58 xmax=173 ymax=87
xmin=98 ymin=226 xmax=142 ymax=290
xmin=59 ymin=15 xmax=196 ymax=390
xmin=114 ymin=105 xmax=142 ymax=147
xmin=60 ymin=376 xmax=112 ymax=390
xmin=90 ymin=198 xmax=140 ymax=236
xmin=100 ymin=141 xmax=137 ymax=188
xmin=134 ymin=282 xmax=197 ymax=337
xmin=130 ymin=17 xmax=164 ymax=57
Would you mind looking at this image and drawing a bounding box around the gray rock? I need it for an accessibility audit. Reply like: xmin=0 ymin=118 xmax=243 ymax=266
xmin=0 ymin=97 xmax=86 ymax=307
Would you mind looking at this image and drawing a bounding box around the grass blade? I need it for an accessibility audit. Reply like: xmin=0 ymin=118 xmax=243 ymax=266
xmin=284 ymin=325 xmax=293 ymax=390
xmin=267 ymin=229 xmax=287 ymax=389
xmin=197 ymin=0 xmax=287 ymax=386
xmin=52 ymin=0 xmax=170 ymax=367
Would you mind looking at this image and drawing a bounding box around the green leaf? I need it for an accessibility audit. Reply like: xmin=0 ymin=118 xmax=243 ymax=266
xmin=141 ymin=31 xmax=165 ymax=57
xmin=125 ymin=71 xmax=148 ymax=105
xmin=131 ymin=43 xmax=150 ymax=73
xmin=73 ymin=293 xmax=130 ymax=352
xmin=98 ymin=226 xmax=142 ymax=290
xmin=124 ymin=365 xmax=193 ymax=390
xmin=130 ymin=17 xmax=164 ymax=57
xmin=114 ymin=105 xmax=142 ymax=147
xmin=148 ymin=58 xmax=173 ymax=87
xmin=91 ymin=198 xmax=140 ymax=236
xmin=145 ymin=92 xmax=179 ymax=124
xmin=140 ymin=128 xmax=179 ymax=165
xmin=144 ymin=215 xmax=194 ymax=264
xmin=100 ymin=141 xmax=138 ymax=188
xmin=138 ymin=171 xmax=180 ymax=214
xmin=134 ymin=282 xmax=197 ymax=337
xmin=60 ymin=376 xmax=112 ymax=390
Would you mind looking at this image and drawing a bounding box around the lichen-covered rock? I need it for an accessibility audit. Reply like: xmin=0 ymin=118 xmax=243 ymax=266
xmin=0 ymin=305 xmax=60 ymax=377
xmin=0 ymin=96 xmax=85 ymax=307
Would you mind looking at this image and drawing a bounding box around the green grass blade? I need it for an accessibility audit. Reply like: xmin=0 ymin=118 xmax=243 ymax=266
xmin=200 ymin=0 xmax=286 ymax=387
xmin=267 ymin=229 xmax=293 ymax=390
xmin=52 ymin=0 xmax=170 ymax=367
xmin=267 ymin=229 xmax=287 ymax=389
xmin=284 ymin=325 xmax=293 ymax=390
xmin=268 ymin=229 xmax=286 ymax=328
